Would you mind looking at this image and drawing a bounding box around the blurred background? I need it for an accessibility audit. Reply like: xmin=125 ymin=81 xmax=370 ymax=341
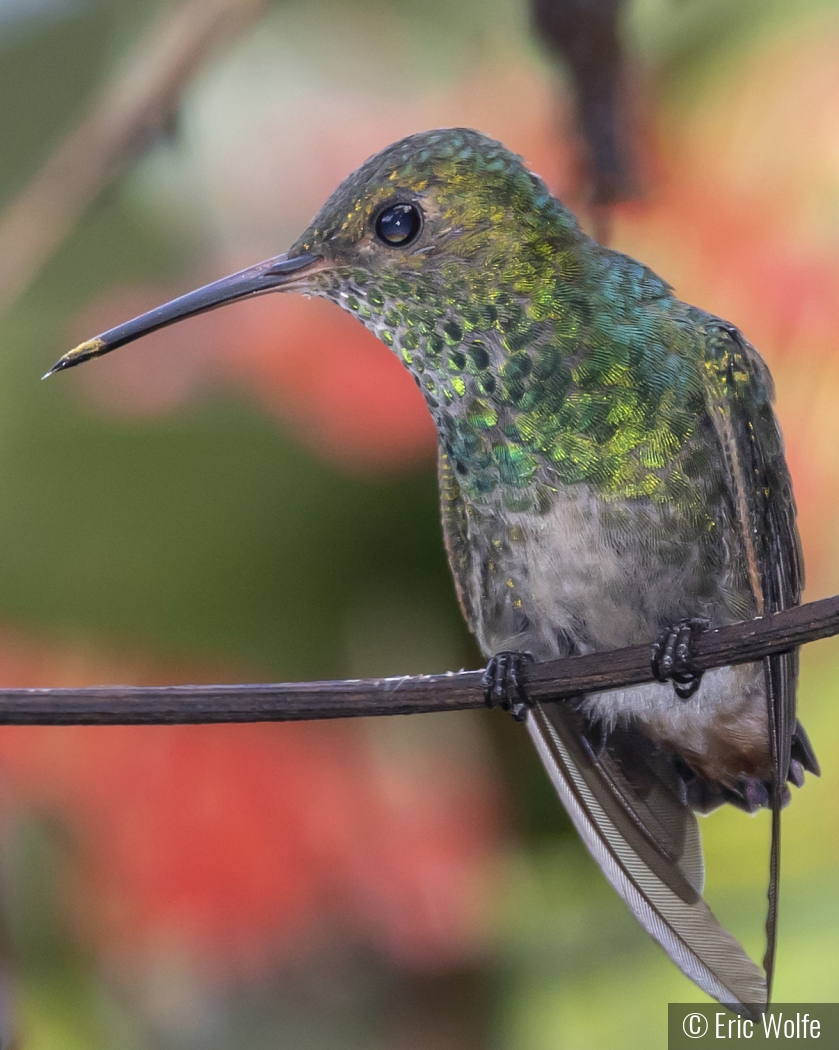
xmin=0 ymin=0 xmax=836 ymax=1046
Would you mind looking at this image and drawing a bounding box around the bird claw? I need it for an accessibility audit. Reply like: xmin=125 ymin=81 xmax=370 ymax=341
xmin=483 ymin=651 xmax=534 ymax=722
xmin=651 ymin=619 xmax=709 ymax=700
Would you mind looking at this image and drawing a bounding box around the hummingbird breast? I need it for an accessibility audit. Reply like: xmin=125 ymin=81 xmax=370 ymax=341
xmin=459 ymin=480 xmax=773 ymax=787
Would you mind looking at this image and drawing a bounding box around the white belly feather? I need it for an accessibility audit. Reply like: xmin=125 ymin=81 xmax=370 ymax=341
xmin=465 ymin=484 xmax=768 ymax=780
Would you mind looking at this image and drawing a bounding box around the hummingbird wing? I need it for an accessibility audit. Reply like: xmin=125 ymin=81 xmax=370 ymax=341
xmin=700 ymin=321 xmax=804 ymax=998
xmin=528 ymin=699 xmax=767 ymax=1014
xmin=438 ymin=448 xmax=477 ymax=627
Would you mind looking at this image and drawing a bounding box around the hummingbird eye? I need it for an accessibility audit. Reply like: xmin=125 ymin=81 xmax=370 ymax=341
xmin=374 ymin=203 xmax=422 ymax=247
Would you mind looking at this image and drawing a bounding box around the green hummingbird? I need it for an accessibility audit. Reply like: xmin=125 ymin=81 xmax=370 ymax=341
xmin=47 ymin=128 xmax=819 ymax=1015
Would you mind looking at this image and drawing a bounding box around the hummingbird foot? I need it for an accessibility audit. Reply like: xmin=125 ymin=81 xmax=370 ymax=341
xmin=651 ymin=619 xmax=709 ymax=700
xmin=483 ymin=651 xmax=534 ymax=722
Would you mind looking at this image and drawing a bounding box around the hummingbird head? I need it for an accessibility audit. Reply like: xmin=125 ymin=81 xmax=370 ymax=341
xmin=289 ymin=128 xmax=581 ymax=290
xmin=47 ymin=130 xmax=583 ymax=397
xmin=47 ymin=129 xmax=595 ymax=503
xmin=282 ymin=129 xmax=585 ymax=420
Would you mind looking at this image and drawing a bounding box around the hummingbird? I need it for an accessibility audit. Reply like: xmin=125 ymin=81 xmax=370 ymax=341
xmin=47 ymin=128 xmax=819 ymax=1015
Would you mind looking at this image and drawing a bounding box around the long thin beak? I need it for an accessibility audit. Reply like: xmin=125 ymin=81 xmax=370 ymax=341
xmin=43 ymin=251 xmax=323 ymax=378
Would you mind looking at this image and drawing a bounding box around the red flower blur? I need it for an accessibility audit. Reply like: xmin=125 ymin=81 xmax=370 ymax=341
xmin=0 ymin=632 xmax=498 ymax=972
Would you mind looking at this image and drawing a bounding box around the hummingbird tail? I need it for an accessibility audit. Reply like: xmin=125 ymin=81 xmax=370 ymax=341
xmin=762 ymin=647 xmax=798 ymax=1001
xmin=527 ymin=700 xmax=767 ymax=1017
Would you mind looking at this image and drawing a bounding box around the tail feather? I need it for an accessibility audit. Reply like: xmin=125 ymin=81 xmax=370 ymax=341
xmin=762 ymin=649 xmax=797 ymax=1001
xmin=528 ymin=701 xmax=766 ymax=1016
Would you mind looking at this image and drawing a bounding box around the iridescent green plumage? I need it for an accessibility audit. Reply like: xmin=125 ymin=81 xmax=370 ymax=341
xmin=50 ymin=127 xmax=819 ymax=1016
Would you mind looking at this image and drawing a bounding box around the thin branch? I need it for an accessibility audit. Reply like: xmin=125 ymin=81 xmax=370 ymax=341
xmin=0 ymin=0 xmax=265 ymax=316
xmin=0 ymin=594 xmax=837 ymax=726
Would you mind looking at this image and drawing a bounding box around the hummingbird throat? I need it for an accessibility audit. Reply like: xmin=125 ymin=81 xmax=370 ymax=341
xmin=315 ymin=266 xmax=555 ymax=510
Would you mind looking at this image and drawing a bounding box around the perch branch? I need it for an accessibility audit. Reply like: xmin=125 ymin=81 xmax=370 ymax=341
xmin=0 ymin=594 xmax=837 ymax=726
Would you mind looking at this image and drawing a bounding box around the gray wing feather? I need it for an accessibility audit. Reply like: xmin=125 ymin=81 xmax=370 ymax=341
xmin=582 ymin=720 xmax=704 ymax=899
xmin=529 ymin=701 xmax=766 ymax=1016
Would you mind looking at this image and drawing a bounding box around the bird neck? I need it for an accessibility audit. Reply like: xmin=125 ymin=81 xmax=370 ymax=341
xmin=318 ymin=243 xmax=692 ymax=513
